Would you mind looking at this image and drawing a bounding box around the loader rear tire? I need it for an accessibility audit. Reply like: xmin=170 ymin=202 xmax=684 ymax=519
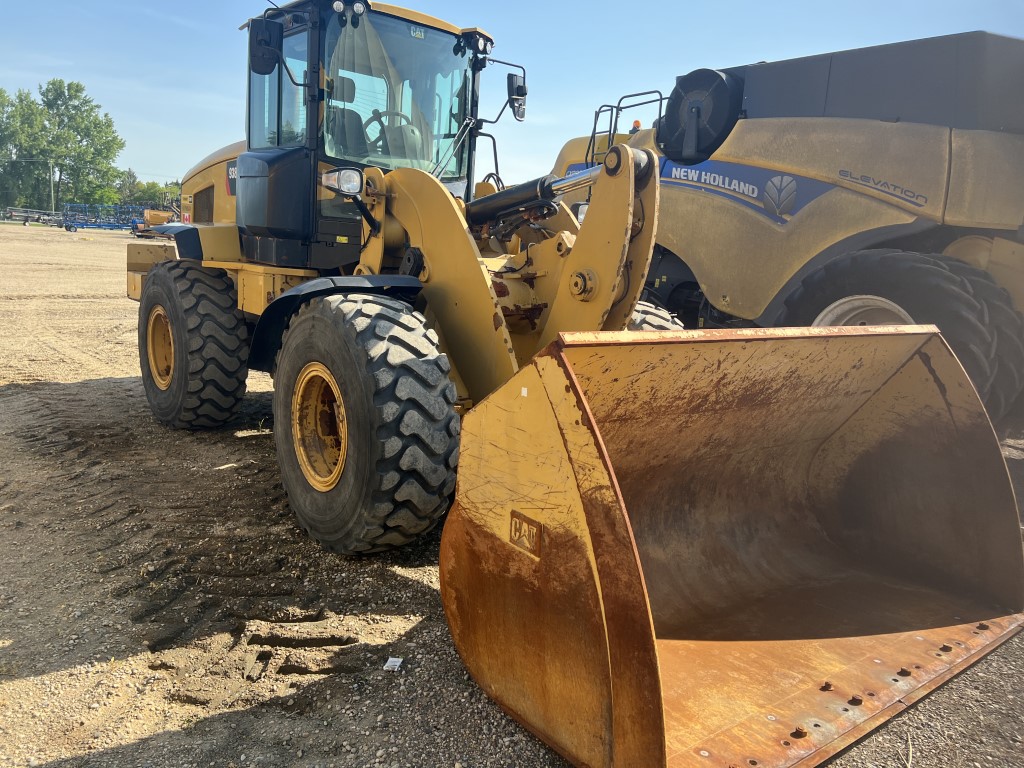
xmin=273 ymin=294 xmax=459 ymax=554
xmin=138 ymin=261 xmax=249 ymax=428
xmin=778 ymin=249 xmax=998 ymax=411
xmin=628 ymin=300 xmax=687 ymax=331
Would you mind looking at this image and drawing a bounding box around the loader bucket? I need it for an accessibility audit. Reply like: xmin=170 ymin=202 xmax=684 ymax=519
xmin=440 ymin=325 xmax=1024 ymax=768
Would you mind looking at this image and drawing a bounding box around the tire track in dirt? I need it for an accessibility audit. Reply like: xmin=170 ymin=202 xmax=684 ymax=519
xmin=0 ymin=372 xmax=439 ymax=719
xmin=0 ymin=227 xmax=549 ymax=768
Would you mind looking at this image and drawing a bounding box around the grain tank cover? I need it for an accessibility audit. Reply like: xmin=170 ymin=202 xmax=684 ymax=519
xmin=726 ymin=31 xmax=1024 ymax=134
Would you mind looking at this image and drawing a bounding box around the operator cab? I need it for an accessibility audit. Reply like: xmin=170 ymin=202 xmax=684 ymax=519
xmin=238 ymin=1 xmax=496 ymax=272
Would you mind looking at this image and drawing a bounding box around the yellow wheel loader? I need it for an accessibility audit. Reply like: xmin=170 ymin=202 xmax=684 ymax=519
xmin=126 ymin=6 xmax=1024 ymax=767
xmin=552 ymin=32 xmax=1024 ymax=421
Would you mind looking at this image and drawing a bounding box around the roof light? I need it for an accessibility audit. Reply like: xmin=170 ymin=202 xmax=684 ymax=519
xmin=351 ymin=1 xmax=366 ymax=14
xmin=332 ymin=1 xmax=345 ymax=11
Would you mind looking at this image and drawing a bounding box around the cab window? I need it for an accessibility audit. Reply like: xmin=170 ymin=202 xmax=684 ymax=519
xmin=249 ymin=28 xmax=309 ymax=149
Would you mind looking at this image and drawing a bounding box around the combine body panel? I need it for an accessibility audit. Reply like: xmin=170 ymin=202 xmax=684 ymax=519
xmin=442 ymin=325 xmax=1024 ymax=767
xmin=625 ymin=119 xmax=1024 ymax=325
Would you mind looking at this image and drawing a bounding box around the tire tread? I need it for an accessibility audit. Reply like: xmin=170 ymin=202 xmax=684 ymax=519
xmin=141 ymin=261 xmax=249 ymax=429
xmin=779 ymin=249 xmax=1000 ymax=410
xmin=278 ymin=294 xmax=458 ymax=553
xmin=628 ymin=300 xmax=687 ymax=330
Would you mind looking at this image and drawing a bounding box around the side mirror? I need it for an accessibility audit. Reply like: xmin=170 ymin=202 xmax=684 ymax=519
xmin=249 ymin=18 xmax=284 ymax=76
xmin=507 ymin=74 xmax=527 ymax=121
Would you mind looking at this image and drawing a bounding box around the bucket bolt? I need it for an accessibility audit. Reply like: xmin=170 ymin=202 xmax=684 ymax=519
xmin=570 ymin=269 xmax=599 ymax=302
xmin=819 ymin=682 xmax=833 ymax=692
xmin=848 ymin=695 xmax=864 ymax=706
xmin=791 ymin=727 xmax=808 ymax=739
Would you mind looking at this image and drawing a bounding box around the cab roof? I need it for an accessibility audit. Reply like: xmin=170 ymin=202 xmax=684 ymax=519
xmin=246 ymin=1 xmax=491 ymax=40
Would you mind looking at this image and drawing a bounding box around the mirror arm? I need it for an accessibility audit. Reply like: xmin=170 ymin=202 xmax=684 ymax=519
xmin=476 ymin=100 xmax=508 ymax=127
xmin=474 ymin=58 xmax=527 ymax=125
xmin=275 ymin=52 xmax=308 ymax=88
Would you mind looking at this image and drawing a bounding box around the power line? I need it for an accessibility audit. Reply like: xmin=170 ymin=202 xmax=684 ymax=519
xmin=130 ymin=171 xmax=183 ymax=182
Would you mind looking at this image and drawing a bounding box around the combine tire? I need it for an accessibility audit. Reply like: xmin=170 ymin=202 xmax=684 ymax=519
xmin=778 ymin=249 xmax=1001 ymax=414
xmin=273 ymin=294 xmax=459 ymax=554
xmin=935 ymin=256 xmax=1024 ymax=421
xmin=138 ymin=261 xmax=249 ymax=428
xmin=628 ymin=300 xmax=686 ymax=330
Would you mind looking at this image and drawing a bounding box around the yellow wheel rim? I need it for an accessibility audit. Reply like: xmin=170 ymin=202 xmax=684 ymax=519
xmin=146 ymin=305 xmax=174 ymax=391
xmin=292 ymin=362 xmax=349 ymax=492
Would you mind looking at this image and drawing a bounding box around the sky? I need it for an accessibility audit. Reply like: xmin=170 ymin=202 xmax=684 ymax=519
xmin=1 ymin=0 xmax=1022 ymax=185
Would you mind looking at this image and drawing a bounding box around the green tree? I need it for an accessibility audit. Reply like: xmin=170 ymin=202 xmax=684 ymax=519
xmin=116 ymin=168 xmax=140 ymax=203
xmin=0 ymin=89 xmax=50 ymax=210
xmin=40 ymin=80 xmax=124 ymax=208
xmin=0 ymin=80 xmax=124 ymax=211
xmin=163 ymin=181 xmax=182 ymax=209
xmin=0 ymin=89 xmax=15 ymax=208
xmin=134 ymin=180 xmax=167 ymax=205
xmin=114 ymin=168 xmax=182 ymax=208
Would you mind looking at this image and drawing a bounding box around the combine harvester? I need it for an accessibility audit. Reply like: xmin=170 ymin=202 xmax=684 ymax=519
xmin=125 ymin=3 xmax=1024 ymax=766
xmin=552 ymin=32 xmax=1024 ymax=422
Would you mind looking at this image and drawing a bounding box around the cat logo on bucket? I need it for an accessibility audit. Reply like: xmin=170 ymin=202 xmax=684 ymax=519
xmin=509 ymin=510 xmax=541 ymax=557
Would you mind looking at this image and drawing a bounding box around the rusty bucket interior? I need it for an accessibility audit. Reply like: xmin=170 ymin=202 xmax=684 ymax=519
xmin=440 ymin=325 xmax=1024 ymax=768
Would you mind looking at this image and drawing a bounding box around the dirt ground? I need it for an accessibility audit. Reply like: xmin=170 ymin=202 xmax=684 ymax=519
xmin=0 ymin=224 xmax=1022 ymax=768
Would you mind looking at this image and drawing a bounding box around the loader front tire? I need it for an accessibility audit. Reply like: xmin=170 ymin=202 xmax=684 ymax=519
xmin=628 ymin=300 xmax=687 ymax=331
xmin=778 ymin=250 xmax=999 ymax=413
xmin=138 ymin=261 xmax=249 ymax=428
xmin=273 ymin=295 xmax=459 ymax=554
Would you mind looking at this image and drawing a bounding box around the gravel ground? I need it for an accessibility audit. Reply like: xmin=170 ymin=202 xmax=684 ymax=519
xmin=0 ymin=223 xmax=1021 ymax=768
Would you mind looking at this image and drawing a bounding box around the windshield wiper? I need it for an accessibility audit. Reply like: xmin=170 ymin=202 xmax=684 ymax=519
xmin=431 ymin=117 xmax=474 ymax=179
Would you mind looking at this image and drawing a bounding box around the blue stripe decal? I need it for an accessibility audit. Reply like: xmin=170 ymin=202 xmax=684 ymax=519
xmin=661 ymin=178 xmax=789 ymax=225
xmin=658 ymin=157 xmax=836 ymax=225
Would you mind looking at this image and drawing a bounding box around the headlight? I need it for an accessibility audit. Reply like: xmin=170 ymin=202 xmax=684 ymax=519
xmin=483 ymin=40 xmax=493 ymax=55
xmin=476 ymin=37 xmax=487 ymax=53
xmin=322 ymin=168 xmax=364 ymax=197
xmin=332 ymin=1 xmax=345 ymax=11
xmin=351 ymin=1 xmax=366 ymax=14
